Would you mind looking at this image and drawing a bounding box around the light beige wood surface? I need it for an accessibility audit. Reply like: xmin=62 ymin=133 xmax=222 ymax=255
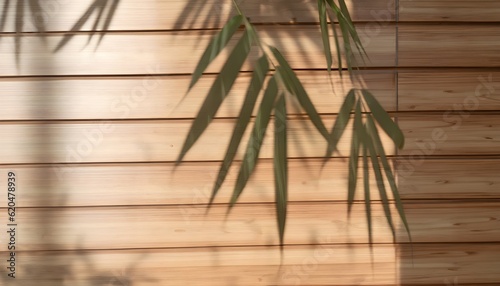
xmin=1 ymin=202 xmax=499 ymax=251
xmin=398 ymin=72 xmax=500 ymax=111
xmin=399 ymin=25 xmax=500 ymax=67
xmin=0 ymin=71 xmax=395 ymax=120
xmin=400 ymin=115 xmax=500 ymax=156
xmin=399 ymin=0 xmax=500 ymax=22
xmin=1 ymin=159 xmax=499 ymax=207
xmin=0 ymin=117 xmax=394 ymax=164
xmin=0 ymin=26 xmax=395 ymax=76
xmin=0 ymin=0 xmax=396 ymax=33
xmin=3 ymin=243 xmax=500 ymax=285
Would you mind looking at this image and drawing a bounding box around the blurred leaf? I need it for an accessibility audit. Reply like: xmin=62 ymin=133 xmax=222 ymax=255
xmin=208 ymin=56 xmax=269 ymax=207
xmin=188 ymin=14 xmax=244 ymax=91
xmin=362 ymin=89 xmax=404 ymax=149
xmin=347 ymin=100 xmax=362 ymax=213
xmin=364 ymin=119 xmax=396 ymax=238
xmin=366 ymin=115 xmax=412 ymax=242
xmin=318 ymin=0 xmax=332 ymax=72
xmin=326 ymin=88 xmax=356 ymax=159
xmin=270 ymin=46 xmax=329 ymax=140
xmin=362 ymin=143 xmax=372 ymax=243
xmin=229 ymin=75 xmax=278 ymax=208
xmin=274 ymin=94 xmax=288 ymax=246
xmin=177 ymin=29 xmax=253 ymax=163
xmin=328 ymin=11 xmax=343 ymax=75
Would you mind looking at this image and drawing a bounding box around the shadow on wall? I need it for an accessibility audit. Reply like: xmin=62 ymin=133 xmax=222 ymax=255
xmin=0 ymin=0 xmax=121 ymax=65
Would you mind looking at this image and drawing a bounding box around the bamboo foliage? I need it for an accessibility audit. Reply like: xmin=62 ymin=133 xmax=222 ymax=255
xmin=177 ymin=0 xmax=410 ymax=246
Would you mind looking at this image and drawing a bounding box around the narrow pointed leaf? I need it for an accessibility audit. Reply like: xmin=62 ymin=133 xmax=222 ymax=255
xmin=364 ymin=122 xmax=396 ymax=238
xmin=366 ymin=115 xmax=412 ymax=242
xmin=274 ymin=94 xmax=288 ymax=246
xmin=362 ymin=89 xmax=404 ymax=149
xmin=362 ymin=143 xmax=372 ymax=244
xmin=177 ymin=30 xmax=253 ymax=163
xmin=208 ymin=56 xmax=269 ymax=207
xmin=229 ymin=75 xmax=278 ymax=208
xmin=328 ymin=11 xmax=343 ymax=75
xmin=347 ymin=100 xmax=362 ymax=213
xmin=338 ymin=0 xmax=367 ymax=58
xmin=326 ymin=88 xmax=356 ymax=158
xmin=188 ymin=15 xmax=244 ymax=91
xmin=318 ymin=0 xmax=332 ymax=72
xmin=270 ymin=46 xmax=329 ymax=140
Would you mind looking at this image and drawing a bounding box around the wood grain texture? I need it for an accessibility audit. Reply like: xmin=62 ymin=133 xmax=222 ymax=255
xmin=399 ymin=25 xmax=500 ymax=67
xmin=399 ymin=0 xmax=500 ymax=22
xmin=0 ymin=71 xmax=395 ymax=120
xmin=0 ymin=0 xmax=396 ymax=33
xmin=397 ymin=159 xmax=500 ymax=200
xmin=3 ymin=243 xmax=500 ymax=285
xmin=1 ymin=202 xmax=499 ymax=251
xmin=0 ymin=25 xmax=396 ymax=76
xmin=2 ymin=159 xmax=499 ymax=208
xmin=400 ymin=115 xmax=500 ymax=156
xmin=1 ymin=159 xmax=392 ymax=207
xmin=0 ymin=117 xmax=394 ymax=164
xmin=398 ymin=72 xmax=500 ymax=111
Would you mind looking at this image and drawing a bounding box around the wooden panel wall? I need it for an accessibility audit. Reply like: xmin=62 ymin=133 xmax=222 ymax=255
xmin=0 ymin=1 xmax=499 ymax=285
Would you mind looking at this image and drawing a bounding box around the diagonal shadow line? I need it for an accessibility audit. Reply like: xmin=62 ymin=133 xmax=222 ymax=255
xmin=53 ymin=0 xmax=121 ymax=53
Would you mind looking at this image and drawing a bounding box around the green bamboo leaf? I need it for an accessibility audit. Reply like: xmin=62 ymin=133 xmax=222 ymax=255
xmin=270 ymin=46 xmax=329 ymax=140
xmin=326 ymin=89 xmax=356 ymax=158
xmin=188 ymin=14 xmax=244 ymax=91
xmin=208 ymin=56 xmax=269 ymax=208
xmin=366 ymin=115 xmax=412 ymax=242
xmin=274 ymin=94 xmax=288 ymax=246
xmin=318 ymin=0 xmax=332 ymax=72
xmin=361 ymin=89 xmax=404 ymax=149
xmin=229 ymin=75 xmax=279 ymax=208
xmin=177 ymin=30 xmax=253 ymax=164
xmin=337 ymin=0 xmax=367 ymax=58
xmin=328 ymin=12 xmax=343 ymax=75
xmin=362 ymin=142 xmax=372 ymax=244
xmin=347 ymin=100 xmax=362 ymax=213
xmin=364 ymin=122 xmax=396 ymax=238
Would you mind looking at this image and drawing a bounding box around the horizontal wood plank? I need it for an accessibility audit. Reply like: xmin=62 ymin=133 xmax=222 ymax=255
xmin=398 ymin=72 xmax=500 ymax=111
xmin=0 ymin=118 xmax=394 ymax=164
xmin=0 ymin=71 xmax=396 ymax=120
xmin=400 ymin=115 xmax=500 ymax=156
xmin=399 ymin=25 xmax=500 ymax=67
xmin=399 ymin=0 xmax=500 ymax=22
xmin=2 ymin=158 xmax=499 ymax=207
xmin=0 ymin=26 xmax=395 ymax=76
xmin=3 ymin=243 xmax=500 ymax=285
xmin=0 ymin=0 xmax=396 ymax=33
xmin=1 ymin=202 xmax=499 ymax=251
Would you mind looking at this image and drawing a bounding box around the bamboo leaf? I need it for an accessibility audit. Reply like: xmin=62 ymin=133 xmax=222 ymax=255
xmin=366 ymin=115 xmax=412 ymax=242
xmin=229 ymin=75 xmax=278 ymax=208
xmin=326 ymin=88 xmax=356 ymax=158
xmin=328 ymin=11 xmax=343 ymax=75
xmin=347 ymin=100 xmax=362 ymax=213
xmin=274 ymin=93 xmax=288 ymax=246
xmin=188 ymin=14 xmax=244 ymax=91
xmin=337 ymin=0 xmax=367 ymax=58
xmin=318 ymin=0 xmax=332 ymax=72
xmin=208 ymin=56 xmax=269 ymax=208
xmin=362 ymin=142 xmax=372 ymax=244
xmin=364 ymin=121 xmax=396 ymax=238
xmin=362 ymin=89 xmax=404 ymax=149
xmin=177 ymin=30 xmax=253 ymax=164
xmin=270 ymin=46 xmax=329 ymax=140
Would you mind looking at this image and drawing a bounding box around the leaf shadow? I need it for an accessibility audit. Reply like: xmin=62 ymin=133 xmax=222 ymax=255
xmin=0 ymin=0 xmax=47 ymax=67
xmin=53 ymin=0 xmax=121 ymax=52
